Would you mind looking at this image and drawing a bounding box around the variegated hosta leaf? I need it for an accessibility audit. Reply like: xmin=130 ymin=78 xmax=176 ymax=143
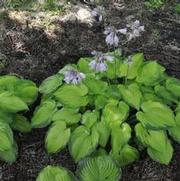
xmin=77 ymin=156 xmax=121 ymax=181
xmin=136 ymin=61 xmax=165 ymax=86
xmin=103 ymin=101 xmax=129 ymax=128
xmin=39 ymin=74 xmax=63 ymax=95
xmin=92 ymin=121 xmax=110 ymax=147
xmin=136 ymin=101 xmax=176 ymax=130
xmin=54 ymin=84 xmax=88 ymax=108
xmin=81 ymin=110 xmax=99 ymax=128
xmin=36 ymin=165 xmax=76 ymax=181
xmin=168 ymin=112 xmax=180 ymax=143
xmin=154 ymin=84 xmax=177 ymax=105
xmin=166 ymin=77 xmax=180 ymax=97
xmin=0 ymin=92 xmax=28 ymax=113
xmin=0 ymin=122 xmax=14 ymax=151
xmin=119 ymin=53 xmax=144 ymax=79
xmin=31 ymin=99 xmax=57 ymax=128
xmin=11 ymin=114 xmax=31 ymax=133
xmin=14 ymin=79 xmax=38 ymax=105
xmin=0 ymin=141 xmax=18 ymax=163
xmin=118 ymin=83 xmax=143 ymax=110
xmin=52 ymin=108 xmax=81 ymax=125
xmin=147 ymin=130 xmax=173 ymax=165
xmin=69 ymin=126 xmax=99 ymax=162
xmin=83 ymin=77 xmax=108 ymax=95
xmin=46 ymin=122 xmax=71 ymax=153
xmin=111 ymin=123 xmax=131 ymax=154
xmin=111 ymin=144 xmax=139 ymax=167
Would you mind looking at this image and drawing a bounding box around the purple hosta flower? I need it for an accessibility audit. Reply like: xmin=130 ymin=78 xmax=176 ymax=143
xmin=91 ymin=6 xmax=105 ymax=22
xmin=104 ymin=26 xmax=121 ymax=47
xmin=119 ymin=20 xmax=145 ymax=41
xmin=89 ymin=51 xmax=114 ymax=72
xmin=64 ymin=70 xmax=85 ymax=85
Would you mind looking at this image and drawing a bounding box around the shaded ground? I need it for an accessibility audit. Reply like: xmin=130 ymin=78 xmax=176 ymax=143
xmin=0 ymin=0 xmax=180 ymax=180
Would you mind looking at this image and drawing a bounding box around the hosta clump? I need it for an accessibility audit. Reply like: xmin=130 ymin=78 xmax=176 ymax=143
xmin=0 ymin=75 xmax=38 ymax=162
xmin=32 ymin=50 xmax=180 ymax=178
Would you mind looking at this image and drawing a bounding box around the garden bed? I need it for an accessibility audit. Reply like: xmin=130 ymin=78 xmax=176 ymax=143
xmin=0 ymin=0 xmax=180 ymax=180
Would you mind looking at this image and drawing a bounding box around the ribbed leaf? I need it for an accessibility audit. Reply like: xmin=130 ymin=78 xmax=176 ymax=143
xmin=166 ymin=77 xmax=180 ymax=97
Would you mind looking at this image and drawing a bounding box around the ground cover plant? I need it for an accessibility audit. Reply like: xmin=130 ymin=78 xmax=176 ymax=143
xmin=0 ymin=75 xmax=38 ymax=163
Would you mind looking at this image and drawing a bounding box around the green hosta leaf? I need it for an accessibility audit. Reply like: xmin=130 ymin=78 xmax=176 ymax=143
xmin=147 ymin=130 xmax=173 ymax=165
xmin=14 ymin=80 xmax=38 ymax=105
xmin=94 ymin=95 xmax=107 ymax=110
xmin=112 ymin=144 xmax=139 ymax=167
xmin=0 ymin=141 xmax=18 ymax=163
xmin=166 ymin=77 xmax=180 ymax=97
xmin=69 ymin=126 xmax=99 ymax=162
xmin=39 ymin=74 xmax=63 ymax=95
xmin=168 ymin=113 xmax=180 ymax=143
xmin=136 ymin=61 xmax=165 ymax=86
xmin=31 ymin=100 xmax=57 ymax=128
xmin=0 ymin=122 xmax=14 ymax=151
xmin=111 ymin=123 xmax=131 ymax=154
xmin=154 ymin=84 xmax=177 ymax=105
xmin=105 ymin=85 xmax=121 ymax=100
xmin=103 ymin=101 xmax=129 ymax=128
xmin=135 ymin=123 xmax=149 ymax=147
xmin=92 ymin=121 xmax=110 ymax=147
xmin=119 ymin=53 xmax=144 ymax=79
xmin=118 ymin=83 xmax=142 ymax=110
xmin=52 ymin=108 xmax=81 ymax=125
xmin=54 ymin=84 xmax=88 ymax=108
xmin=11 ymin=114 xmax=31 ymax=133
xmin=143 ymin=92 xmax=163 ymax=102
xmin=92 ymin=148 xmax=108 ymax=157
xmin=81 ymin=110 xmax=99 ymax=128
xmin=46 ymin=122 xmax=71 ymax=153
xmin=78 ymin=156 xmax=121 ymax=181
xmin=77 ymin=57 xmax=93 ymax=74
xmin=36 ymin=165 xmax=75 ymax=181
xmin=0 ymin=92 xmax=28 ymax=113
xmin=83 ymin=77 xmax=108 ymax=95
xmin=0 ymin=111 xmax=13 ymax=124
xmin=0 ymin=75 xmax=19 ymax=92
xmin=136 ymin=101 xmax=175 ymax=129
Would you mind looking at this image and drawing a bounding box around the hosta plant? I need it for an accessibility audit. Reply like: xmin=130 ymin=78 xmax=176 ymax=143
xmin=32 ymin=50 xmax=180 ymax=178
xmin=0 ymin=75 xmax=38 ymax=162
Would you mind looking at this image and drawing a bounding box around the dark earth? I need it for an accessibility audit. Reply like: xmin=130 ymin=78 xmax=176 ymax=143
xmin=0 ymin=0 xmax=180 ymax=180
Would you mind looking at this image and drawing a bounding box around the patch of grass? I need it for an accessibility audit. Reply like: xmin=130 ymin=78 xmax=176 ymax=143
xmin=145 ymin=0 xmax=166 ymax=9
xmin=174 ymin=3 xmax=180 ymax=14
xmin=4 ymin=0 xmax=36 ymax=9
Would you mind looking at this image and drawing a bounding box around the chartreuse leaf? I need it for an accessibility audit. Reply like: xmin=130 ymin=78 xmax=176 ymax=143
xmin=14 ymin=79 xmax=38 ymax=105
xmin=0 ymin=111 xmax=13 ymax=124
xmin=118 ymin=83 xmax=142 ymax=110
xmin=136 ymin=101 xmax=175 ymax=129
xmin=166 ymin=77 xmax=180 ymax=97
xmin=111 ymin=123 xmax=131 ymax=154
xmin=147 ymin=130 xmax=173 ymax=165
xmin=94 ymin=95 xmax=107 ymax=110
xmin=154 ymin=84 xmax=177 ymax=105
xmin=77 ymin=156 xmax=121 ymax=181
xmin=119 ymin=53 xmax=144 ymax=79
xmin=0 ymin=141 xmax=18 ymax=163
xmin=54 ymin=84 xmax=88 ymax=108
xmin=11 ymin=114 xmax=31 ymax=133
xmin=0 ymin=122 xmax=14 ymax=151
xmin=69 ymin=126 xmax=99 ymax=162
xmin=77 ymin=57 xmax=93 ymax=74
xmin=52 ymin=108 xmax=81 ymax=125
xmin=136 ymin=61 xmax=165 ymax=86
xmin=0 ymin=75 xmax=19 ymax=92
xmin=31 ymin=100 xmax=57 ymax=128
xmin=92 ymin=148 xmax=108 ymax=157
xmin=83 ymin=77 xmax=108 ymax=95
xmin=0 ymin=92 xmax=28 ymax=113
xmin=39 ymin=74 xmax=63 ymax=94
xmin=168 ymin=112 xmax=180 ymax=143
xmin=36 ymin=165 xmax=76 ymax=181
xmin=92 ymin=121 xmax=110 ymax=147
xmin=81 ymin=110 xmax=99 ymax=128
xmin=46 ymin=121 xmax=71 ymax=153
xmin=103 ymin=101 xmax=129 ymax=128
